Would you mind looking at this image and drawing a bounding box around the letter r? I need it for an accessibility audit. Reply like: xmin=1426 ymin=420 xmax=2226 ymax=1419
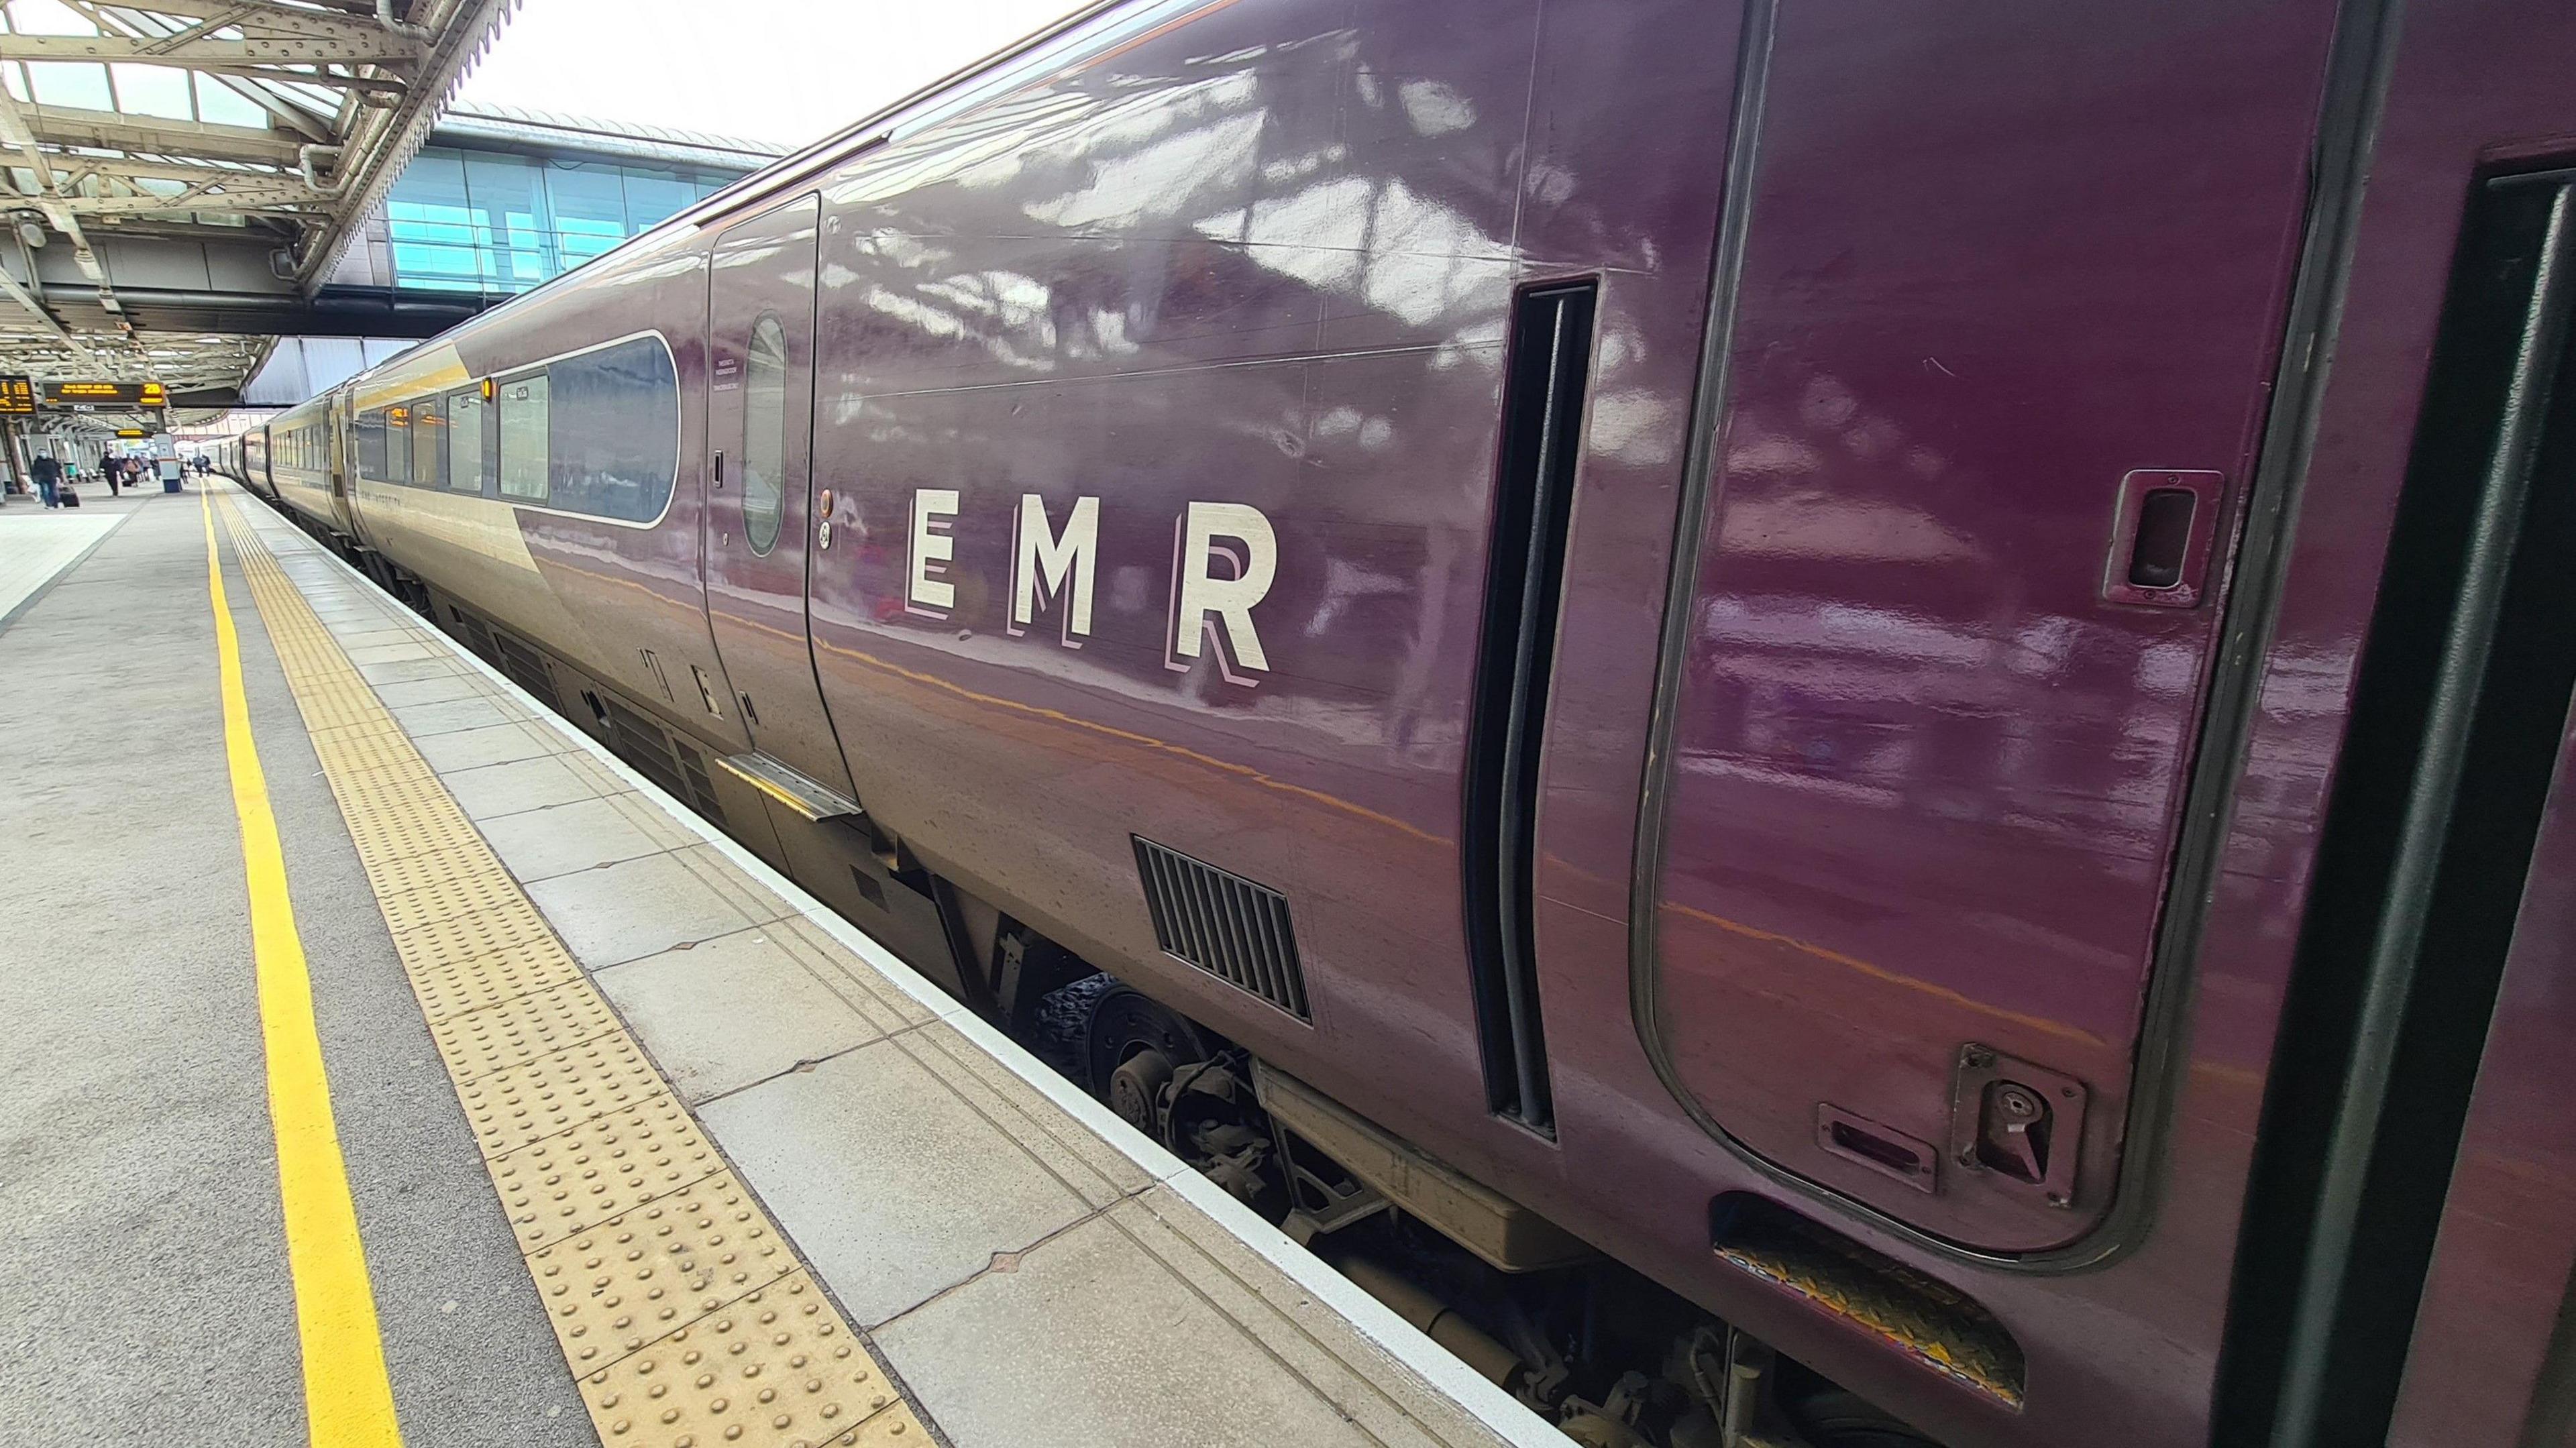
xmin=1173 ymin=502 xmax=1277 ymax=672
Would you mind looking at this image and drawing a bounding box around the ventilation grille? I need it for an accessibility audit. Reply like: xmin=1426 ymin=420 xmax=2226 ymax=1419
xmin=672 ymin=740 xmax=726 ymax=822
xmin=590 ymin=680 xmax=710 ymax=819
xmin=596 ymin=694 xmax=722 ymax=825
xmin=490 ymin=630 xmax=556 ymax=705
xmin=447 ymin=606 xmax=497 ymax=664
xmin=1132 ymin=836 xmax=1307 ymax=1018
xmin=599 ymin=693 xmax=685 ymax=797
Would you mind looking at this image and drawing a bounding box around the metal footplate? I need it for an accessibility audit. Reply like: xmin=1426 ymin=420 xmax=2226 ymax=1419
xmin=716 ymin=751 xmax=863 ymax=822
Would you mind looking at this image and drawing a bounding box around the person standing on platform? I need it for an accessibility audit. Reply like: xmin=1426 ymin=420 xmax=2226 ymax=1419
xmin=31 ymin=452 xmax=58 ymax=508
xmin=103 ymin=458 xmax=122 ymax=498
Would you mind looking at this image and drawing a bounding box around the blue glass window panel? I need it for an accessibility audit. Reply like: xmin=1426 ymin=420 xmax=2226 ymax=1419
xmin=623 ymin=166 xmax=699 ymax=231
xmin=546 ymin=160 xmax=627 ymax=229
xmin=383 ymin=147 xmax=758 ymax=292
xmin=464 ymin=152 xmax=553 ymax=287
xmin=388 ymin=150 xmax=488 ymax=291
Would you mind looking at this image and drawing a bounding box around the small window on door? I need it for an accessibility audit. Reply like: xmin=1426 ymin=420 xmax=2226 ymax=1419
xmin=384 ymin=404 xmax=411 ymax=484
xmin=741 ymin=312 xmax=789 ymax=555
xmin=412 ymin=394 xmax=445 ymax=490
xmin=447 ymin=386 xmax=488 ymax=492
xmin=497 ymin=372 xmax=549 ymax=501
xmin=356 ymin=410 xmax=386 ymax=478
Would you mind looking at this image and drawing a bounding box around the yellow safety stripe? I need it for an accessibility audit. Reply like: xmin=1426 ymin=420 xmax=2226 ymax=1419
xmin=214 ymin=492 xmax=927 ymax=1448
xmin=201 ymin=486 xmax=406 ymax=1448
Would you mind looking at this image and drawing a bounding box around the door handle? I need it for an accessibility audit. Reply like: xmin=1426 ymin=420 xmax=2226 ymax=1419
xmin=712 ymin=449 xmax=724 ymax=489
xmin=2102 ymin=469 xmax=2224 ymax=608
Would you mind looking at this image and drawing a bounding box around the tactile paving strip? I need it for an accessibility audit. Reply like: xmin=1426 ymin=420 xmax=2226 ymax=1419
xmin=431 ymin=979 xmax=625 ymax=1081
xmin=492 ymin=1097 xmax=722 ymax=1251
xmin=461 ymin=1033 xmax=666 ymax=1158
xmin=360 ymin=841 xmax=519 ymax=905
xmin=530 ymin=1172 xmax=795 ymax=1372
xmin=408 ymin=938 xmax=588 ymax=1023
xmin=581 ymin=1274 xmax=925 ymax=1448
xmin=216 ymin=498 xmax=930 ymax=1448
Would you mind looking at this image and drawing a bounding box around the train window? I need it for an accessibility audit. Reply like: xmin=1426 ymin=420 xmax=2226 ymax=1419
xmin=546 ymin=336 xmax=678 ymax=522
xmin=412 ymin=395 xmax=446 ymax=490
xmin=356 ymin=410 xmax=387 ymax=480
xmin=498 ymin=373 xmax=549 ymax=501
xmin=386 ymin=404 xmax=412 ymax=485
xmin=447 ymin=386 xmax=488 ymax=493
xmin=741 ymin=313 xmax=788 ymax=554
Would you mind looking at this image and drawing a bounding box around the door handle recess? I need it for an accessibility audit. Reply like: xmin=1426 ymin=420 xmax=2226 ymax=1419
xmin=2102 ymin=469 xmax=2224 ymax=608
xmin=712 ymin=449 xmax=724 ymax=489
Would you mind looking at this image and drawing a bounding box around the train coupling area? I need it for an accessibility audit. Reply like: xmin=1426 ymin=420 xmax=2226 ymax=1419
xmin=0 ymin=484 xmax=1556 ymax=1448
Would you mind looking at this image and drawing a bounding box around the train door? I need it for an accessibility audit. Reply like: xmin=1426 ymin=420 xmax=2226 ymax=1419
xmin=699 ymin=193 xmax=860 ymax=808
xmin=1625 ymin=3 xmax=2340 ymax=1254
xmin=327 ymin=394 xmax=354 ymax=534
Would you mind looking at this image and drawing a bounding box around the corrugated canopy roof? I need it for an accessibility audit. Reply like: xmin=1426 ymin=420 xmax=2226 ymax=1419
xmin=435 ymin=99 xmax=784 ymax=168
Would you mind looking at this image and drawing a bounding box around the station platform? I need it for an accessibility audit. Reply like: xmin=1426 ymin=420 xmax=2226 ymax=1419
xmin=0 ymin=484 xmax=1556 ymax=1448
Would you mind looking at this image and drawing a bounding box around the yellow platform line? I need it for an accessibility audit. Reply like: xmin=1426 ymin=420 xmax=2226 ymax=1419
xmin=213 ymin=492 xmax=926 ymax=1448
xmin=201 ymin=488 xmax=405 ymax=1448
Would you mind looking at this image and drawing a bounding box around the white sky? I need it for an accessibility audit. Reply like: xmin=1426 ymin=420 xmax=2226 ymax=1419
xmin=453 ymin=0 xmax=1095 ymax=152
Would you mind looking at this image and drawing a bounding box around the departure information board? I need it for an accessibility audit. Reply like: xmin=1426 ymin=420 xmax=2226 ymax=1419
xmin=41 ymin=380 xmax=166 ymax=409
xmin=0 ymin=376 xmax=34 ymax=414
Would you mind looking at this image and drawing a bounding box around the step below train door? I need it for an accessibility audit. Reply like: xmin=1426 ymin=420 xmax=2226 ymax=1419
xmin=700 ymin=192 xmax=862 ymax=813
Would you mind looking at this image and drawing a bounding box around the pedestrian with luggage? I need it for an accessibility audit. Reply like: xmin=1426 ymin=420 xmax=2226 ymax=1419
xmin=31 ymin=451 xmax=58 ymax=508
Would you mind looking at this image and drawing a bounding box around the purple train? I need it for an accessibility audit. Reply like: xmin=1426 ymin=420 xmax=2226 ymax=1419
xmin=226 ymin=0 xmax=2576 ymax=1443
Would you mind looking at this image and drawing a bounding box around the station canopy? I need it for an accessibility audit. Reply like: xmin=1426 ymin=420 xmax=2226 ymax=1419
xmin=0 ymin=0 xmax=513 ymax=414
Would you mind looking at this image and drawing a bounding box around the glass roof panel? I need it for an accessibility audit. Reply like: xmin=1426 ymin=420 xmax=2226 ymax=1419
xmin=25 ymin=60 xmax=109 ymax=110
xmin=110 ymin=62 xmax=194 ymax=121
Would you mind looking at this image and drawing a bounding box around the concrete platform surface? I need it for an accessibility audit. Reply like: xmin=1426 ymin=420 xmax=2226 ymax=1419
xmin=0 ymin=482 xmax=1556 ymax=1448
xmin=1 ymin=490 xmax=596 ymax=1448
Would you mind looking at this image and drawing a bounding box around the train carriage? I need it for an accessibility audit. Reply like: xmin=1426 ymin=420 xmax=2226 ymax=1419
xmin=235 ymin=1 xmax=2576 ymax=1444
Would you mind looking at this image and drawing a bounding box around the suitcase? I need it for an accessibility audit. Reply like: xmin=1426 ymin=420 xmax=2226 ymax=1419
xmin=58 ymin=488 xmax=77 ymax=508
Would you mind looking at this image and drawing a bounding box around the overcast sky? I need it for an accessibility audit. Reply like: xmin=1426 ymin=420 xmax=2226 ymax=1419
xmin=453 ymin=0 xmax=1095 ymax=151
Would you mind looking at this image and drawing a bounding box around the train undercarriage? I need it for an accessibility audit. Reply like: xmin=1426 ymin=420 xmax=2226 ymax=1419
xmin=1049 ymin=974 xmax=1936 ymax=1448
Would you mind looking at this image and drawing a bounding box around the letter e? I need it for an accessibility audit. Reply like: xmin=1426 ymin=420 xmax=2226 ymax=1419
xmin=908 ymin=488 xmax=958 ymax=614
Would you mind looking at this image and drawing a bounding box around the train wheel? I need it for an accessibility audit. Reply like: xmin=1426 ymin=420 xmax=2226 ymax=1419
xmin=1082 ymin=983 xmax=1210 ymax=1139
